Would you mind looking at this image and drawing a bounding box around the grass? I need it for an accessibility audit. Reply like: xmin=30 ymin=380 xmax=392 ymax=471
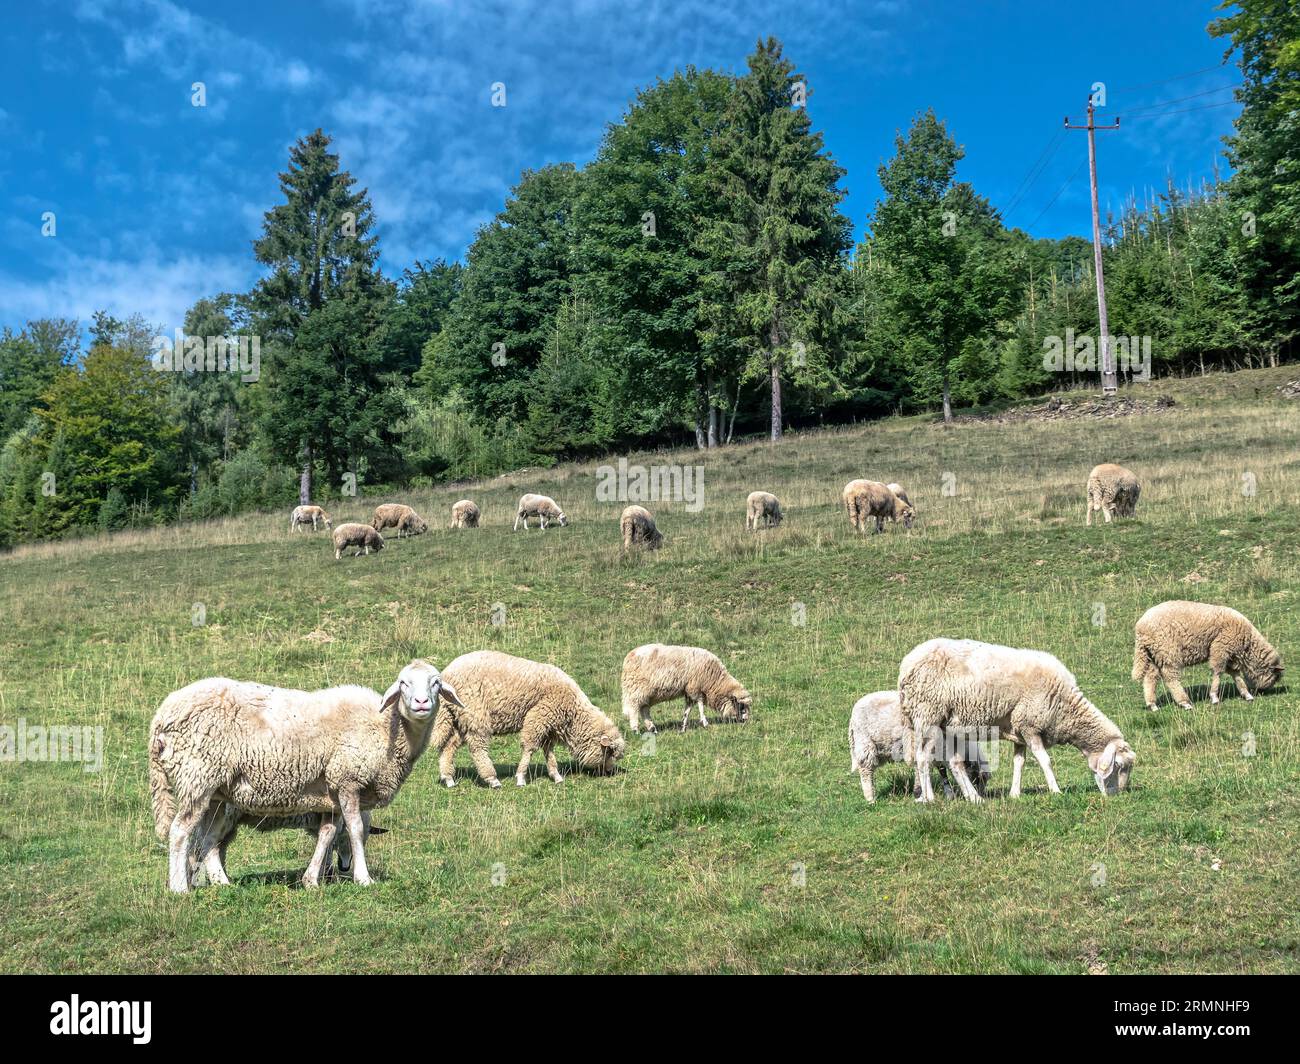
xmin=2 ymin=365 xmax=1299 ymax=973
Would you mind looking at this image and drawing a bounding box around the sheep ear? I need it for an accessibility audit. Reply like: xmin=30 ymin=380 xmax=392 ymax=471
xmin=436 ymin=680 xmax=463 ymax=708
xmin=1095 ymin=740 xmax=1118 ymax=778
xmin=380 ymin=680 xmax=403 ymax=713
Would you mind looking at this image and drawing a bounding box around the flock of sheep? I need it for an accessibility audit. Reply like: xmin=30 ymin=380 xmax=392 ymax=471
xmin=149 ymin=461 xmax=1282 ymax=891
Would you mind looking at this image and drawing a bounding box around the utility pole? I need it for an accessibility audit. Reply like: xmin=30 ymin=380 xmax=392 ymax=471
xmin=1065 ymin=100 xmax=1121 ymax=396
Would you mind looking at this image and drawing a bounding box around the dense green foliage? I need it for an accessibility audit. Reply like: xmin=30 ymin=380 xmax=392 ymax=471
xmin=2 ymin=10 xmax=1296 ymax=547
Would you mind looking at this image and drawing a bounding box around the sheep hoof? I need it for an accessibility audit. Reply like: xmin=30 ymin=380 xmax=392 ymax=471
xmin=1209 ymin=695 xmax=1220 ymax=705
xmin=488 ymin=779 xmax=502 ymax=789
xmin=1244 ymin=693 xmax=1254 ymax=701
xmin=1147 ymin=704 xmax=1158 ymax=712
xmin=550 ymin=774 xmax=564 ymax=784
xmin=442 ymin=776 xmax=456 ymax=788
xmin=302 ymin=876 xmax=319 ymax=889
xmin=353 ymin=874 xmax=372 ymax=887
xmin=515 ymin=775 xmax=526 ymax=787
xmin=1179 ymin=702 xmax=1193 ymax=710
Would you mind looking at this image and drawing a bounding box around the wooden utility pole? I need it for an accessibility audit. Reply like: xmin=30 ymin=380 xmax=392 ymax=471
xmin=1065 ymin=101 xmax=1121 ymax=395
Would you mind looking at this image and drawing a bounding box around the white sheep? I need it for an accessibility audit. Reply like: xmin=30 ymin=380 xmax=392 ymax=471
xmin=290 ymin=504 xmax=332 ymax=532
xmin=148 ymin=660 xmax=461 ymax=892
xmin=1085 ymin=463 xmax=1140 ymax=525
xmin=432 ymin=650 xmax=625 ymax=787
xmin=899 ymin=638 xmax=1135 ymax=802
xmin=843 ymin=479 xmax=915 ymax=533
xmin=885 ymin=483 xmax=910 ymax=507
xmin=513 ymin=493 xmax=567 ymax=530
xmin=620 ymin=643 xmax=752 ymax=733
xmin=745 ymin=491 xmax=783 ymax=530
xmin=1133 ymin=600 xmax=1282 ymax=711
xmin=621 ymin=505 xmax=664 ymax=550
xmin=450 ymin=500 xmax=481 ymax=528
xmin=332 ymin=522 xmax=384 ymax=559
xmin=371 ymin=502 xmax=429 ymax=538
xmin=848 ymin=689 xmax=989 ymax=803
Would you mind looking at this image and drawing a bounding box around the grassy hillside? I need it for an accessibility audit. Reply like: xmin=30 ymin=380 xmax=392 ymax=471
xmin=2 ymin=367 xmax=1299 ymax=973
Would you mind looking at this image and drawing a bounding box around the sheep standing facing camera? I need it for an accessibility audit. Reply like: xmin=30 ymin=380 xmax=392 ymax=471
xmin=621 ymin=505 xmax=663 ymax=550
xmin=745 ymin=491 xmax=783 ymax=530
xmin=1085 ymin=463 xmax=1140 ymax=525
xmin=450 ymin=500 xmax=480 ymax=528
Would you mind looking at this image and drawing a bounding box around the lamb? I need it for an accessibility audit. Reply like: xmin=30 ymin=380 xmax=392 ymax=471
xmin=290 ymin=504 xmax=332 ymax=532
xmin=620 ymin=504 xmax=663 ymax=550
xmin=899 ymin=638 xmax=1136 ymax=802
xmin=148 ymin=659 xmax=462 ymax=892
xmin=513 ymin=493 xmax=567 ymax=530
xmin=843 ymin=479 xmax=915 ymax=533
xmin=620 ymin=643 xmax=753 ymax=733
xmin=1132 ymin=600 xmax=1282 ymax=711
xmin=371 ymin=502 xmax=429 ymax=538
xmin=885 ymin=483 xmax=910 ymax=506
xmin=745 ymin=490 xmax=783 ymax=530
xmin=431 ymin=650 xmax=624 ymax=787
xmin=848 ymin=690 xmax=989 ymax=803
xmin=1085 ymin=463 xmax=1140 ymax=525
xmin=450 ymin=499 xmax=481 ymax=529
xmin=332 ymin=522 xmax=384 ymax=559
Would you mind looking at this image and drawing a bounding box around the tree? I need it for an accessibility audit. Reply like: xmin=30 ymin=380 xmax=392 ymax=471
xmin=697 ymin=37 xmax=852 ymax=440
xmin=251 ymin=129 xmax=386 ymax=501
xmin=1210 ymin=0 xmax=1300 ymax=360
xmin=0 ymin=318 xmax=79 ymax=439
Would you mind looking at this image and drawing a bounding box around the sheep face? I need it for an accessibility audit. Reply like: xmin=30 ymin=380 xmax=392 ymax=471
xmin=1249 ymin=649 xmax=1283 ymax=691
xmin=596 ymin=725 xmax=626 ymax=775
xmin=899 ymin=502 xmax=916 ymax=529
xmin=1088 ymin=739 xmax=1135 ymax=796
xmin=721 ymin=689 xmax=752 ymax=723
xmin=381 ymin=661 xmax=463 ymax=723
xmin=555 ymin=510 xmax=568 ymax=527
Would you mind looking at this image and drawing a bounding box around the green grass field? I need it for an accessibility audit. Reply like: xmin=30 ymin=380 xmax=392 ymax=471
xmin=3 ymin=367 xmax=1299 ymax=973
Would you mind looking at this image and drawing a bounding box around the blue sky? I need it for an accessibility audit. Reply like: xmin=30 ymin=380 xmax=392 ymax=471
xmin=0 ymin=0 xmax=1242 ymax=337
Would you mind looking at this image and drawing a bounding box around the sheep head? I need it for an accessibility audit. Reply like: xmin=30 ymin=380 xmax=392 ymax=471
xmin=555 ymin=509 xmax=568 ymax=526
xmin=594 ymin=721 xmax=625 ymax=775
xmin=1088 ymin=738 xmax=1135 ymax=796
xmin=381 ymin=660 xmax=463 ymax=723
xmin=721 ymin=686 xmax=752 ymax=723
xmin=1249 ymin=647 xmax=1283 ymax=691
xmin=898 ymin=501 xmax=916 ymax=529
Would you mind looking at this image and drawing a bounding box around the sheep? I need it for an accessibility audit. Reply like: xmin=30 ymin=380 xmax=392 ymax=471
xmin=745 ymin=490 xmax=783 ymax=530
xmin=1132 ymin=600 xmax=1282 ymax=711
xmin=450 ymin=499 xmax=481 ymax=529
xmin=1085 ymin=463 xmax=1140 ymax=525
xmin=899 ymin=638 xmax=1135 ymax=802
xmin=148 ymin=659 xmax=462 ymax=892
xmin=332 ymin=522 xmax=384 ymax=559
xmin=620 ymin=643 xmax=753 ymax=734
xmin=848 ymin=689 xmax=989 ymax=803
xmin=290 ymin=504 xmax=332 ymax=532
xmin=843 ymin=478 xmax=915 ymax=533
xmin=431 ymin=650 xmax=625 ymax=788
xmin=885 ymin=483 xmax=910 ymax=507
xmin=371 ymin=502 xmax=429 ymax=538
xmin=513 ymin=493 xmax=567 ymax=530
xmin=620 ymin=504 xmax=663 ymax=551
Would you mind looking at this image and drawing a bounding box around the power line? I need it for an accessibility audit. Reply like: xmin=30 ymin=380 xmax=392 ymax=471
xmin=1003 ymin=128 xmax=1066 ymax=220
xmin=1113 ymin=63 xmax=1230 ymax=92
xmin=1119 ymin=100 xmax=1240 ymax=120
xmin=1025 ymin=157 xmax=1087 ymax=230
xmin=1111 ymin=83 xmax=1241 ymax=118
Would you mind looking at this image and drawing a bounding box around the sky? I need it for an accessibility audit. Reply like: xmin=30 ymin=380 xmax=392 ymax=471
xmin=0 ymin=0 xmax=1243 ymax=338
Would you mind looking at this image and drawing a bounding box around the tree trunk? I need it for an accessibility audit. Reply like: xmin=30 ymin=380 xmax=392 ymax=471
xmin=769 ymin=321 xmax=783 ymax=442
xmin=299 ymin=445 xmax=313 ymax=505
xmin=694 ymin=416 xmax=706 ymax=450
xmin=694 ymin=384 xmax=707 ymax=450
xmin=707 ymin=405 xmax=718 ymax=449
xmin=189 ymin=460 xmax=198 ymax=499
xmin=941 ymin=366 xmax=953 ymax=425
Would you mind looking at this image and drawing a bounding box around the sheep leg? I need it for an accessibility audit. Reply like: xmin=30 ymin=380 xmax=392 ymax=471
xmin=1160 ymin=668 xmax=1194 ymax=710
xmin=335 ymin=811 xmax=369 ymax=876
xmin=621 ymin=699 xmax=641 ymax=733
xmin=1208 ymin=644 xmax=1232 ymax=704
xmin=681 ymin=697 xmax=692 ymax=733
xmin=1231 ymin=671 xmax=1254 ymax=701
xmin=339 ymin=792 xmax=371 ymax=885
xmin=1025 ymin=735 xmax=1061 ymax=794
xmin=303 ymin=816 xmax=339 ymax=888
xmin=438 ymin=728 xmax=464 ymax=787
xmin=697 ymin=699 xmax=710 ymax=728
xmin=1009 ymin=742 xmax=1026 ymax=797
xmin=194 ymin=802 xmax=238 ymax=886
xmin=1102 ymin=502 xmax=1113 ymax=523
xmin=858 ymin=760 xmax=876 ymax=803
xmin=1209 ymin=670 xmax=1222 ymax=705
xmin=947 ymin=752 xmax=982 ymax=802
xmin=467 ymin=735 xmax=501 ymax=788
xmin=913 ymin=725 xmax=935 ymax=803
xmin=542 ymin=741 xmax=564 ymax=784
xmin=1141 ymin=667 xmax=1159 ymax=711
xmin=1085 ymin=497 xmax=1093 ymax=526
xmin=515 ymin=717 xmax=549 ymax=785
xmin=167 ymin=802 xmax=209 ymax=893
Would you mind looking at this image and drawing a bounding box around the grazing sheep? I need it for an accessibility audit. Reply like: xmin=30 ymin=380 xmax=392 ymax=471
xmin=899 ymin=638 xmax=1135 ymax=802
xmin=290 ymin=504 xmax=332 ymax=532
xmin=620 ymin=643 xmax=753 ymax=734
xmin=745 ymin=491 xmax=783 ymax=530
xmin=432 ymin=650 xmax=624 ymax=787
xmin=332 ymin=522 xmax=384 ymax=559
xmin=1132 ymin=600 xmax=1282 ymax=711
xmin=843 ymin=479 xmax=915 ymax=534
xmin=513 ymin=493 xmax=567 ymax=530
xmin=148 ymin=659 xmax=462 ymax=892
xmin=885 ymin=483 xmax=910 ymax=507
xmin=848 ymin=690 xmax=989 ymax=803
xmin=621 ymin=505 xmax=664 ymax=551
xmin=371 ymin=502 xmax=429 ymax=538
xmin=1085 ymin=463 xmax=1140 ymax=525
xmin=450 ymin=499 xmax=481 ymax=529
